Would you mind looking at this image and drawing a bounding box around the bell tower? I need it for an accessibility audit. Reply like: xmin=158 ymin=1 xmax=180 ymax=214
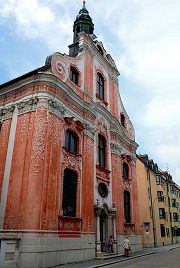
xmin=69 ymin=1 xmax=94 ymax=56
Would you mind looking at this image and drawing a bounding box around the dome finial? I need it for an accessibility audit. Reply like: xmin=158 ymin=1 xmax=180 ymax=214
xmin=83 ymin=0 xmax=86 ymax=9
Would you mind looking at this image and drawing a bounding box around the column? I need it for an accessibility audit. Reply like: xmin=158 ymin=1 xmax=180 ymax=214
xmin=95 ymin=206 xmax=101 ymax=255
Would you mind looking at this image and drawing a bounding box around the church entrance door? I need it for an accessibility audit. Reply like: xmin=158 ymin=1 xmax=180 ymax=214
xmin=100 ymin=209 xmax=108 ymax=252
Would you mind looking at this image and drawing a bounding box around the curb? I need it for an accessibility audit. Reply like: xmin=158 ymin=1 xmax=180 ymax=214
xmin=90 ymin=252 xmax=156 ymax=268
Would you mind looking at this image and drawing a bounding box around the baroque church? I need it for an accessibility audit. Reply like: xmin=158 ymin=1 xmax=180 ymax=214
xmin=0 ymin=2 xmax=142 ymax=267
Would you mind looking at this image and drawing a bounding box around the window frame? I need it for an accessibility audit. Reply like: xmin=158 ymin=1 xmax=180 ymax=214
xmin=98 ymin=134 xmax=106 ymax=168
xmin=70 ymin=66 xmax=79 ymax=85
xmin=157 ymin=191 xmax=164 ymax=202
xmin=159 ymin=208 xmax=165 ymax=219
xmin=124 ymin=191 xmax=131 ymax=224
xmin=97 ymin=72 xmax=105 ymax=100
xmin=62 ymin=169 xmax=77 ymax=217
xmin=65 ymin=130 xmax=78 ymax=154
xmin=120 ymin=113 xmax=125 ymax=127
xmin=123 ymin=162 xmax=129 ymax=180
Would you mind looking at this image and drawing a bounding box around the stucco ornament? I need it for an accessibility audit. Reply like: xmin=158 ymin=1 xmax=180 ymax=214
xmin=51 ymin=54 xmax=68 ymax=82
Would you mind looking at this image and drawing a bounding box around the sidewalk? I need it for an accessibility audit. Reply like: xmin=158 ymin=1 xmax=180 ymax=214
xmin=57 ymin=243 xmax=180 ymax=268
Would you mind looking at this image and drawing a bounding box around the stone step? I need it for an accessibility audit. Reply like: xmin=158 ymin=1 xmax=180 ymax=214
xmin=95 ymin=253 xmax=122 ymax=260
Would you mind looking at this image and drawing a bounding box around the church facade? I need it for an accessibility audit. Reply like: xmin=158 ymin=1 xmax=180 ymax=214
xmin=0 ymin=2 xmax=142 ymax=267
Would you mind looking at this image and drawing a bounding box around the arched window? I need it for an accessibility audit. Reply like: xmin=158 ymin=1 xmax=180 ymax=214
xmin=70 ymin=66 xmax=79 ymax=85
xmin=97 ymin=73 xmax=104 ymax=100
xmin=65 ymin=130 xmax=78 ymax=153
xmin=124 ymin=191 xmax=131 ymax=223
xmin=123 ymin=162 xmax=129 ymax=179
xmin=98 ymin=134 xmax=106 ymax=168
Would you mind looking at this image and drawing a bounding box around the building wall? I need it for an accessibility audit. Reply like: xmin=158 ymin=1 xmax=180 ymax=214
xmin=136 ymin=157 xmax=172 ymax=248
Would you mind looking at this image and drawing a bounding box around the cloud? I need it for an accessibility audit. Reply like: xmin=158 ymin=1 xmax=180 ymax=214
xmin=0 ymin=0 xmax=73 ymax=52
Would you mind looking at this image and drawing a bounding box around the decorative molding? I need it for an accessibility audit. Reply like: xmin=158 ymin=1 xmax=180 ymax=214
xmin=83 ymin=122 xmax=95 ymax=139
xmin=0 ymin=105 xmax=15 ymax=121
xmin=17 ymin=97 xmax=38 ymax=115
xmin=48 ymin=99 xmax=65 ymax=118
xmin=110 ymin=142 xmax=122 ymax=156
xmin=124 ymin=180 xmax=132 ymax=192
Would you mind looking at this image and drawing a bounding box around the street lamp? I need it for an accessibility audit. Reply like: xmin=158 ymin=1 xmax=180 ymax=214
xmin=152 ymin=194 xmax=166 ymax=247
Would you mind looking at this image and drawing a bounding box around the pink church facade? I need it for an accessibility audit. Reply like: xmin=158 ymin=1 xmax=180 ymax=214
xmin=0 ymin=3 xmax=142 ymax=267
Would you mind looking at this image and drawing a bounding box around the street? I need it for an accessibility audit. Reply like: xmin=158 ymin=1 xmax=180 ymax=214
xmin=101 ymin=248 xmax=180 ymax=268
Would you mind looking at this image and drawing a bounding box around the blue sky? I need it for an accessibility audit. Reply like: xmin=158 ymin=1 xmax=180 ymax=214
xmin=0 ymin=0 xmax=180 ymax=184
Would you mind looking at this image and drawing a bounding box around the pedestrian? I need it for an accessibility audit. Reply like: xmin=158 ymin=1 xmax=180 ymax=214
xmin=108 ymin=235 xmax=114 ymax=253
xmin=123 ymin=236 xmax=131 ymax=257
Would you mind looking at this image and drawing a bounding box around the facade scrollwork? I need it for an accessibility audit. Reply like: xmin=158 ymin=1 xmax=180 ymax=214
xmin=17 ymin=97 xmax=39 ymax=115
xmin=0 ymin=105 xmax=15 ymax=121
xmin=110 ymin=142 xmax=122 ymax=156
xmin=48 ymin=99 xmax=65 ymax=119
xmin=83 ymin=122 xmax=95 ymax=139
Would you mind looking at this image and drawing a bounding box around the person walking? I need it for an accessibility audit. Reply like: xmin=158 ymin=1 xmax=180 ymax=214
xmin=123 ymin=236 xmax=131 ymax=257
xmin=108 ymin=235 xmax=114 ymax=253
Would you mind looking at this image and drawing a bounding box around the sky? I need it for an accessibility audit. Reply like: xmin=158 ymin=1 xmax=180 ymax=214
xmin=0 ymin=0 xmax=180 ymax=185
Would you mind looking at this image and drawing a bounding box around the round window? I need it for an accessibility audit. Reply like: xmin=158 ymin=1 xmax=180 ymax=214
xmin=98 ymin=183 xmax=108 ymax=198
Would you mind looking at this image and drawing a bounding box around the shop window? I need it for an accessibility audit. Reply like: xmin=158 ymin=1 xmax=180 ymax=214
xmin=123 ymin=163 xmax=129 ymax=179
xmin=62 ymin=169 xmax=77 ymax=217
xmin=98 ymin=134 xmax=106 ymax=168
xmin=65 ymin=130 xmax=78 ymax=153
xmin=97 ymin=73 xmax=104 ymax=100
xmin=70 ymin=66 xmax=79 ymax=85
xmin=124 ymin=191 xmax=131 ymax=223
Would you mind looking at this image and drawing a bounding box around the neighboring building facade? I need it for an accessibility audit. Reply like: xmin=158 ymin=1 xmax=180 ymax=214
xmin=137 ymin=155 xmax=172 ymax=247
xmin=167 ymin=177 xmax=180 ymax=243
xmin=0 ymin=3 xmax=141 ymax=267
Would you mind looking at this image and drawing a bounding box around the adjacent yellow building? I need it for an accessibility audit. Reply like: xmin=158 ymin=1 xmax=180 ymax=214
xmin=167 ymin=178 xmax=180 ymax=243
xmin=136 ymin=155 xmax=172 ymax=247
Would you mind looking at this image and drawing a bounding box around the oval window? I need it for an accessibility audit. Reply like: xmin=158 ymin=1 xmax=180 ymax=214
xmin=98 ymin=183 xmax=108 ymax=198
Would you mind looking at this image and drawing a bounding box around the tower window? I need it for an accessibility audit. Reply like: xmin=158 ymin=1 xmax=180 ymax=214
xmin=62 ymin=169 xmax=77 ymax=217
xmin=98 ymin=134 xmax=106 ymax=168
xmin=123 ymin=163 xmax=129 ymax=179
xmin=124 ymin=191 xmax=131 ymax=223
xmin=65 ymin=130 xmax=78 ymax=153
xmin=97 ymin=73 xmax=104 ymax=100
xmin=121 ymin=113 xmax=125 ymax=127
xmin=70 ymin=66 xmax=79 ymax=85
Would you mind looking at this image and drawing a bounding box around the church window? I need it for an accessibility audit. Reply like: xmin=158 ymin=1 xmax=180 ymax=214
xmin=121 ymin=113 xmax=125 ymax=127
xmin=98 ymin=182 xmax=108 ymax=198
xmin=98 ymin=134 xmax=106 ymax=168
xmin=124 ymin=191 xmax=131 ymax=223
xmin=65 ymin=130 xmax=78 ymax=153
xmin=97 ymin=73 xmax=104 ymax=100
xmin=123 ymin=162 xmax=129 ymax=179
xmin=62 ymin=169 xmax=77 ymax=217
xmin=70 ymin=66 xmax=79 ymax=85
